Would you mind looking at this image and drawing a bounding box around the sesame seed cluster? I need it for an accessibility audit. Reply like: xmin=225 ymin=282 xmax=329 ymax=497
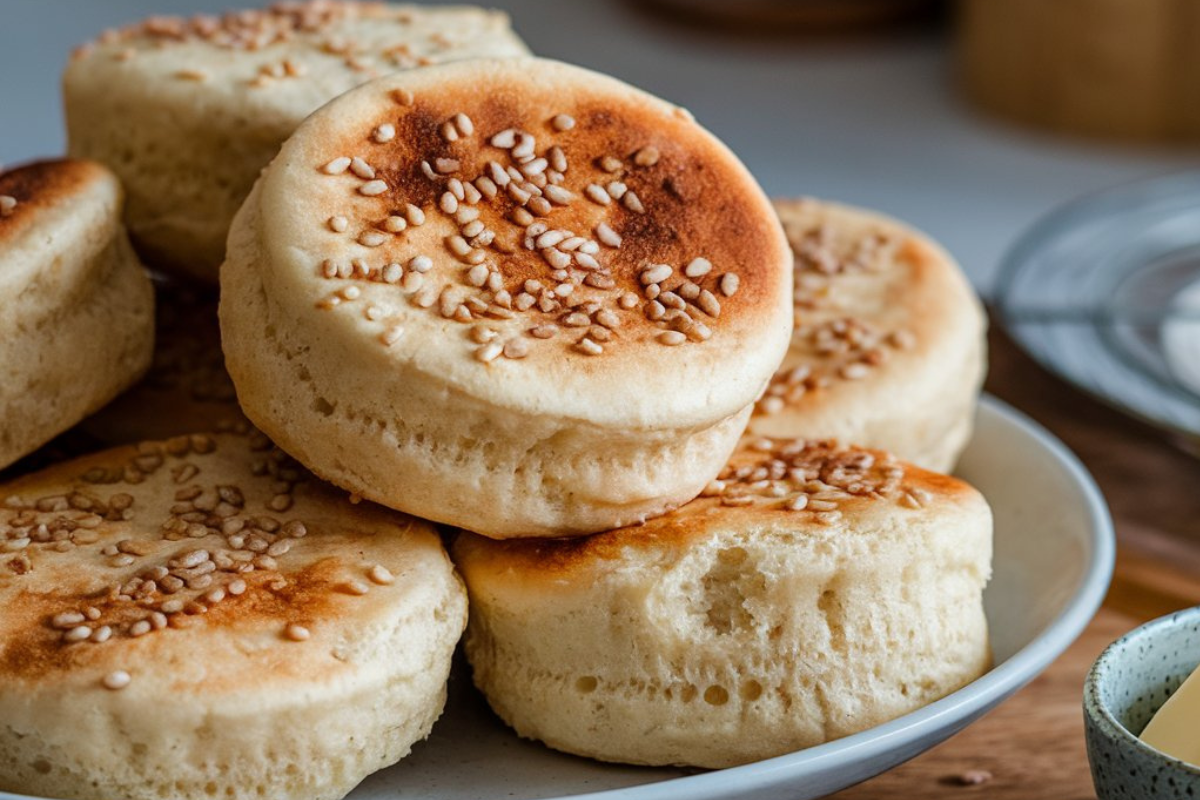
xmin=1 ymin=426 xmax=397 ymax=692
xmin=697 ymin=437 xmax=928 ymax=525
xmin=310 ymin=90 xmax=743 ymax=363
xmin=74 ymin=1 xmax=486 ymax=85
xmin=756 ymin=220 xmax=917 ymax=416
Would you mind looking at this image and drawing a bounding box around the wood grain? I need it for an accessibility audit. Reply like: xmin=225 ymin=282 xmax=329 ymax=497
xmin=833 ymin=320 xmax=1200 ymax=799
xmin=957 ymin=0 xmax=1200 ymax=142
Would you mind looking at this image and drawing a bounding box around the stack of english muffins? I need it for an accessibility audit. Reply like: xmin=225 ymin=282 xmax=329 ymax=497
xmin=0 ymin=3 xmax=990 ymax=798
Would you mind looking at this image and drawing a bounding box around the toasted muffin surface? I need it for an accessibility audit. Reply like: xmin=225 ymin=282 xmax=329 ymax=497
xmin=454 ymin=436 xmax=993 ymax=768
xmin=749 ymin=198 xmax=986 ymax=471
xmin=221 ymin=58 xmax=793 ymax=538
xmin=0 ymin=428 xmax=467 ymax=800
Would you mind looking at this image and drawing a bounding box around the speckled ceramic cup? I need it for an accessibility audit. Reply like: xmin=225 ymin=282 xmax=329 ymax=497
xmin=1085 ymin=606 xmax=1200 ymax=800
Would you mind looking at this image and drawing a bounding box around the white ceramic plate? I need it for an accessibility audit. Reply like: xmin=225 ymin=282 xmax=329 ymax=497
xmin=3 ymin=396 xmax=1114 ymax=800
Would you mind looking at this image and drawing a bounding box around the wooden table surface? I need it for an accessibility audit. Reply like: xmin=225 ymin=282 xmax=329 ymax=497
xmin=832 ymin=319 xmax=1200 ymax=800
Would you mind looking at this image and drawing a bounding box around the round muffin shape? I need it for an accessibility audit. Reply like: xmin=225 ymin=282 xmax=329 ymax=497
xmin=64 ymin=1 xmax=530 ymax=281
xmin=0 ymin=426 xmax=466 ymax=800
xmin=221 ymin=58 xmax=794 ymax=539
xmin=748 ymin=199 xmax=987 ymax=472
xmin=453 ymin=436 xmax=993 ymax=768
xmin=0 ymin=159 xmax=154 ymax=471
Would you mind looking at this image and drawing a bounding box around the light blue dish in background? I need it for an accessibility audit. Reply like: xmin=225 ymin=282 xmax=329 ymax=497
xmin=1085 ymin=606 xmax=1200 ymax=800
xmin=2 ymin=396 xmax=1115 ymax=800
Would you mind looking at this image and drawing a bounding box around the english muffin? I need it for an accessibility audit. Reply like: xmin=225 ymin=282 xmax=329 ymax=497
xmin=81 ymin=280 xmax=244 ymax=445
xmin=0 ymin=426 xmax=466 ymax=800
xmin=749 ymin=199 xmax=986 ymax=472
xmin=64 ymin=1 xmax=530 ymax=282
xmin=220 ymin=58 xmax=794 ymax=539
xmin=0 ymin=159 xmax=154 ymax=471
xmin=454 ymin=436 xmax=992 ymax=768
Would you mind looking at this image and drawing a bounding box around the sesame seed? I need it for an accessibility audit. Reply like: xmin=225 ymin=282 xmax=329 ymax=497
xmin=409 ymin=255 xmax=432 ymax=272
xmin=103 ymin=671 xmax=131 ymax=690
xmin=435 ymin=158 xmax=460 ymax=174
xmin=349 ymin=157 xmax=375 ymax=179
xmin=544 ymin=249 xmax=571 ymax=269
xmin=129 ymin=620 xmax=152 ymax=637
xmin=720 ymin=273 xmax=740 ymax=296
xmin=595 ymin=310 xmax=621 ymax=329
xmin=440 ymin=192 xmax=458 ymax=214
xmin=91 ymin=626 xmax=113 ymax=643
xmin=575 ymin=252 xmax=600 ymax=270
xmin=697 ymin=290 xmax=721 ymax=317
xmin=530 ymin=324 xmax=558 ymax=339
xmin=343 ymin=580 xmax=371 ymax=596
xmin=462 ymin=182 xmax=482 ymax=205
xmin=527 ymin=196 xmax=552 ymax=216
xmin=551 ymin=113 xmax=576 ymax=131
xmin=634 ymin=146 xmax=661 ymax=167
xmin=645 ymin=300 xmax=666 ymax=320
xmin=641 ymin=264 xmax=673 ymax=285
xmin=462 ymin=219 xmax=485 ymax=238
xmin=548 ymin=146 xmax=568 ymax=172
xmin=340 ymin=285 xmax=361 ymax=300
xmin=321 ymin=157 xmax=351 ymax=175
xmin=228 ymin=579 xmax=247 ymax=596
xmin=543 ymin=184 xmax=573 ymax=205
xmin=623 ymin=191 xmax=645 ymax=213
xmin=328 ymin=215 xmax=348 ymax=232
xmin=367 ymin=564 xmax=395 ymax=585
xmin=359 ymin=180 xmax=387 ymax=196
xmin=466 ymin=264 xmax=490 ymax=287
xmin=420 ymin=160 xmax=437 ymax=180
xmin=595 ymin=223 xmax=621 ymax=248
xmin=383 ymin=215 xmax=407 ymax=233
xmin=474 ymin=176 xmax=498 ymax=198
xmin=503 ymin=339 xmax=529 ymax=359
xmin=446 ymin=235 xmax=472 ymax=258
xmin=455 ymin=205 xmax=479 ymax=223
xmin=520 ymin=157 xmax=548 ymax=177
xmin=453 ymin=112 xmax=474 ymax=136
xmin=64 ymin=625 xmax=92 ymax=643
xmin=487 ymin=161 xmax=511 ymax=186
xmin=684 ymin=257 xmax=712 ymax=278
xmin=285 ymin=624 xmax=310 ymax=642
xmin=600 ymin=156 xmax=623 ymax=172
xmin=512 ymin=133 xmax=536 ymax=160
xmin=51 ymin=611 xmax=85 ymax=629
xmin=372 ymin=123 xmax=396 ymax=143
xmin=391 ymin=88 xmax=414 ymax=105
xmin=380 ymin=325 xmax=405 ymax=346
xmin=441 ymin=120 xmax=459 ymax=142
xmin=472 ymin=340 xmax=501 ymax=362
xmin=575 ymin=337 xmax=603 ymax=356
xmin=358 ymin=230 xmax=387 ymax=247
xmin=405 ymin=204 xmax=425 ymax=225
xmin=605 ymin=181 xmax=627 ymax=200
xmin=175 ymin=68 xmax=208 ymax=81
xmin=585 ymin=184 xmax=610 ymax=205
xmin=490 ymin=129 xmax=517 ymax=148
xmin=658 ymin=331 xmax=686 ymax=346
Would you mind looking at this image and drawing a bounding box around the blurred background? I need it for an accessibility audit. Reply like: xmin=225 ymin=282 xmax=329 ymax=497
xmin=4 ymin=0 xmax=1200 ymax=296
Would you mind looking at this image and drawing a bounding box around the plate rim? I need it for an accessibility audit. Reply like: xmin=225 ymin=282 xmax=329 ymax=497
xmin=0 ymin=396 xmax=1115 ymax=800
xmin=538 ymin=394 xmax=1115 ymax=800
xmin=994 ymin=169 xmax=1200 ymax=441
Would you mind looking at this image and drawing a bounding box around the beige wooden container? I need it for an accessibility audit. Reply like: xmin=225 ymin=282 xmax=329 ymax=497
xmin=958 ymin=0 xmax=1200 ymax=142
